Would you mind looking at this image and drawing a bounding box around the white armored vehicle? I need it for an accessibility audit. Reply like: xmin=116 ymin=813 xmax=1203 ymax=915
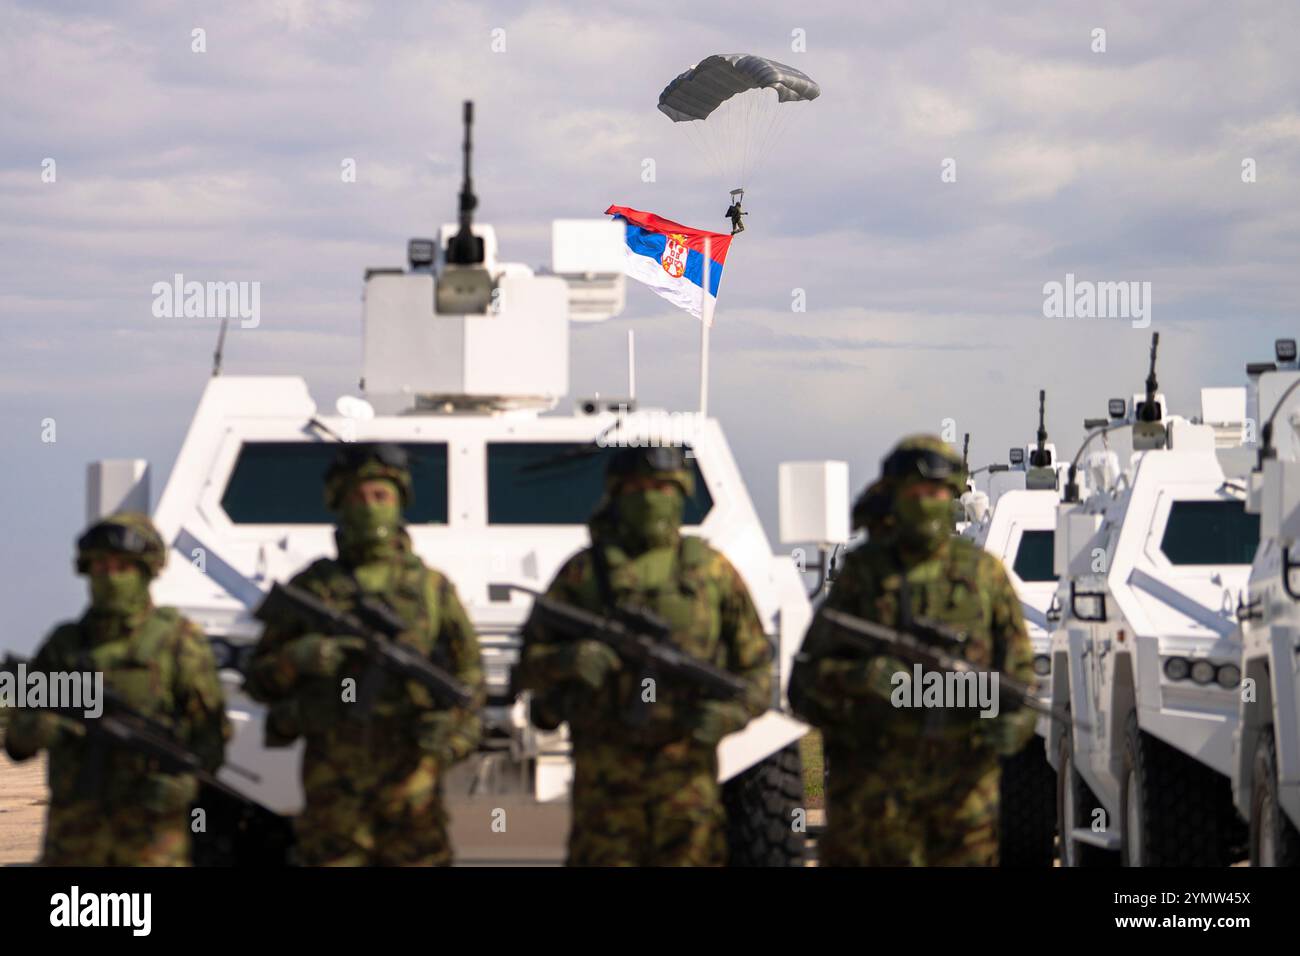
xmin=85 ymin=105 xmax=823 ymax=865
xmin=1232 ymin=339 xmax=1300 ymax=866
xmin=960 ymin=394 xmax=1069 ymax=866
xmin=1049 ymin=334 xmax=1257 ymax=866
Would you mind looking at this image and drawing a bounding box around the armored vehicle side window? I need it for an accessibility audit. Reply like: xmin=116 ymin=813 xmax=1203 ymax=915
xmin=487 ymin=442 xmax=712 ymax=524
xmin=221 ymin=442 xmax=449 ymax=524
xmin=1159 ymin=500 xmax=1259 ymax=566
xmin=1012 ymin=530 xmax=1056 ymax=582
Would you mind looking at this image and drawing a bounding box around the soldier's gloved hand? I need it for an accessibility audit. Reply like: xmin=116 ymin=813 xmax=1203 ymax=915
xmin=560 ymin=641 xmax=622 ymax=690
xmin=5 ymin=712 xmax=82 ymax=758
xmin=140 ymin=772 xmax=199 ymax=815
xmin=283 ymin=634 xmax=365 ymax=678
xmin=974 ymin=711 xmax=1036 ymax=756
xmin=816 ymin=656 xmax=909 ymax=699
xmin=264 ymin=699 xmax=303 ymax=747
xmin=690 ymin=701 xmax=750 ymax=746
xmin=415 ymin=711 xmax=457 ymax=764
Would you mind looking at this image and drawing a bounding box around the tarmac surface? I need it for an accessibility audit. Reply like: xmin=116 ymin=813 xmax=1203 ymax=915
xmin=0 ymin=752 xmax=825 ymax=866
xmin=0 ymin=751 xmax=45 ymax=866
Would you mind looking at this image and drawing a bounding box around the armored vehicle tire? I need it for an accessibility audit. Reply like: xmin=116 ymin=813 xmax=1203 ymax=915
xmin=723 ymin=742 xmax=805 ymax=866
xmin=999 ymin=738 xmax=1056 ymax=866
xmin=1119 ymin=713 xmax=1241 ymax=866
xmin=1250 ymin=727 xmax=1300 ymax=867
xmin=1056 ymin=727 xmax=1117 ymax=867
xmin=191 ymin=784 xmax=295 ymax=866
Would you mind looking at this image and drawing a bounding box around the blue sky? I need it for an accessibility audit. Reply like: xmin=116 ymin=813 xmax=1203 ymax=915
xmin=3 ymin=0 xmax=1299 ymax=650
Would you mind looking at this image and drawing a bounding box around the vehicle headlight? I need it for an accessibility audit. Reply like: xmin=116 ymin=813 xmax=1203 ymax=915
xmin=1164 ymin=656 xmax=1190 ymax=681
xmin=1033 ymin=655 xmax=1051 ymax=676
xmin=1190 ymin=660 xmax=1217 ymax=685
xmin=1216 ymin=663 xmax=1241 ymax=689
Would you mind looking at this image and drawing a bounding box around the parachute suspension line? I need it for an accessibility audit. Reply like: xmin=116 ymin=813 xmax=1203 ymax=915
xmin=689 ymin=118 xmax=725 ymax=186
xmin=738 ymin=92 xmax=754 ymax=191
xmin=747 ymin=91 xmax=764 ymax=188
xmin=720 ymin=98 xmax=736 ymax=185
xmin=751 ymin=100 xmax=798 ymax=195
xmin=680 ymin=120 xmax=711 ymax=182
xmin=702 ymin=115 xmax=726 ymax=184
xmin=657 ymin=54 xmax=820 ymax=214
xmin=743 ymin=90 xmax=764 ymax=189
xmin=743 ymin=92 xmax=754 ymax=191
xmin=735 ymin=95 xmax=748 ymax=186
xmin=753 ymin=95 xmax=789 ymax=188
xmin=752 ymin=102 xmax=793 ymax=188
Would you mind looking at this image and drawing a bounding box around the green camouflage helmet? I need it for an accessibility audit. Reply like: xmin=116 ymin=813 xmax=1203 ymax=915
xmin=75 ymin=512 xmax=167 ymax=577
xmin=879 ymin=434 xmax=966 ymax=496
xmin=323 ymin=442 xmax=414 ymax=510
xmin=605 ymin=445 xmax=695 ymax=498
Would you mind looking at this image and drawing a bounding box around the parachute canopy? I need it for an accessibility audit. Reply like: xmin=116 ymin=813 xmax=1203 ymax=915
xmin=657 ymin=54 xmax=821 ymax=123
xmin=657 ymin=54 xmax=820 ymax=194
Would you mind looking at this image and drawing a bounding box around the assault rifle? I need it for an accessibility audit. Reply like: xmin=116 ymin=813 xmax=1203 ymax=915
xmin=511 ymin=586 xmax=749 ymax=702
xmin=0 ymin=654 xmax=264 ymax=806
xmin=817 ymin=609 xmax=1080 ymax=728
xmin=254 ymin=582 xmax=475 ymax=714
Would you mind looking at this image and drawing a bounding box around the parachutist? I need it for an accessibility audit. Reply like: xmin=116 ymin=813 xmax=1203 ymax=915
xmin=725 ymin=200 xmax=746 ymax=235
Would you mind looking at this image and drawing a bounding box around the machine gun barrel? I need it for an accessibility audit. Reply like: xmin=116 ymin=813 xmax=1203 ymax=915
xmin=446 ymin=99 xmax=483 ymax=266
xmin=1036 ymin=389 xmax=1047 ymax=456
xmin=1141 ymin=331 xmax=1161 ymax=421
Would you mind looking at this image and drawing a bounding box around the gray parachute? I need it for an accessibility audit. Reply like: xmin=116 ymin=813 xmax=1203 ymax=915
xmin=657 ymin=54 xmax=820 ymax=193
xmin=657 ymin=54 xmax=821 ymax=122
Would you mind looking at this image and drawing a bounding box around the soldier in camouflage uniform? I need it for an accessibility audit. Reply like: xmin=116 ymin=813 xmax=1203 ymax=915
xmin=513 ymin=446 xmax=772 ymax=866
xmin=245 ymin=443 xmax=484 ymax=866
xmin=851 ymin=478 xmax=894 ymax=540
xmin=3 ymin=513 xmax=229 ymax=866
xmin=790 ymin=435 xmax=1036 ymax=866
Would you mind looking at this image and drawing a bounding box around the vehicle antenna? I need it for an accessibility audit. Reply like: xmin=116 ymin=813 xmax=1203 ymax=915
xmin=212 ymin=317 xmax=229 ymax=377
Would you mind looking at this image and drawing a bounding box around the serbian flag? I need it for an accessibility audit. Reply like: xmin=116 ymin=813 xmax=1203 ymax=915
xmin=605 ymin=205 xmax=732 ymax=319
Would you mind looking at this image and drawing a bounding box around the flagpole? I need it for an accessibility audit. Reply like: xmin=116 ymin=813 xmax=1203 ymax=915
xmin=627 ymin=330 xmax=636 ymax=400
xmin=700 ymin=236 xmax=712 ymax=416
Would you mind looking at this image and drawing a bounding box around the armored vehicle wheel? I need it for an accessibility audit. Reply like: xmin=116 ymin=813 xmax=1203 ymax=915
xmin=1119 ymin=713 xmax=1241 ymax=866
xmin=723 ymin=742 xmax=805 ymax=866
xmin=1250 ymin=727 xmax=1300 ymax=867
xmin=1056 ymin=726 xmax=1117 ymax=867
xmin=999 ymin=738 xmax=1056 ymax=866
xmin=191 ymin=783 xmax=295 ymax=866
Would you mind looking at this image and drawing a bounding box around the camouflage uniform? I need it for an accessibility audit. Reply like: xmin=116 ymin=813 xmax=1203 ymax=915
xmin=513 ymin=447 xmax=772 ymax=866
xmin=790 ymin=436 xmax=1036 ymax=866
xmin=3 ymin=513 xmax=229 ymax=866
xmin=244 ymin=445 xmax=484 ymax=866
xmin=851 ymin=478 xmax=894 ymax=539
